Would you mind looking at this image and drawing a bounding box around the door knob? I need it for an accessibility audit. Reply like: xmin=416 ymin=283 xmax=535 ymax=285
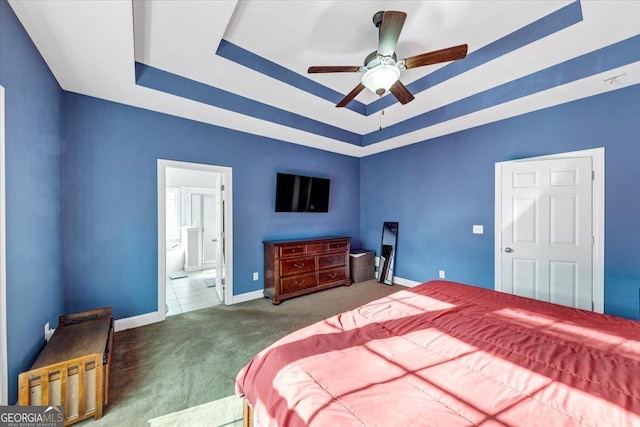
xmin=504 ymin=247 xmax=514 ymax=253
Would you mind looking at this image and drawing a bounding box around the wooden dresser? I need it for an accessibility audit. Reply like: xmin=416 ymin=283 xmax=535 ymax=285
xmin=264 ymin=236 xmax=351 ymax=304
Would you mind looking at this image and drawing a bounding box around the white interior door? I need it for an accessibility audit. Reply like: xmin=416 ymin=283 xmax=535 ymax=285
xmin=499 ymin=157 xmax=593 ymax=310
xmin=201 ymin=194 xmax=216 ymax=267
xmin=214 ymin=176 xmax=224 ymax=302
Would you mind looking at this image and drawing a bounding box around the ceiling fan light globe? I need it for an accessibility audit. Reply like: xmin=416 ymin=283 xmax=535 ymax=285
xmin=361 ymin=65 xmax=400 ymax=95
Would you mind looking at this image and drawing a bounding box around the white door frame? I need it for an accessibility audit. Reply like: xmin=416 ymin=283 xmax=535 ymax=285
xmin=158 ymin=159 xmax=233 ymax=318
xmin=495 ymin=147 xmax=605 ymax=312
xmin=0 ymin=85 xmax=8 ymax=404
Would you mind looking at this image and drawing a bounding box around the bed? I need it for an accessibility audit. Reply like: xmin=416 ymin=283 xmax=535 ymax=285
xmin=236 ymin=280 xmax=640 ymax=426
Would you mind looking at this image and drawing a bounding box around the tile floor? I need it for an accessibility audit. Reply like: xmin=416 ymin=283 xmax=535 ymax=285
xmin=166 ymin=269 xmax=222 ymax=316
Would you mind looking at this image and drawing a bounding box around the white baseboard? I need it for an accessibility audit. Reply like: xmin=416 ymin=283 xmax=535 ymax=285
xmin=392 ymin=276 xmax=422 ymax=288
xmin=373 ymin=256 xmax=421 ymax=288
xmin=114 ymin=278 xmax=421 ymax=332
xmin=114 ymin=310 xmax=163 ymax=332
xmin=114 ymin=289 xmax=265 ymax=332
xmin=230 ymin=290 xmax=264 ymax=305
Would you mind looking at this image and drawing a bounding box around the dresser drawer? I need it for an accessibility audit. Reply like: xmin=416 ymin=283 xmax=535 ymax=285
xmin=328 ymin=240 xmax=349 ymax=252
xmin=318 ymin=268 xmax=346 ymax=285
xmin=281 ymin=273 xmax=317 ymax=293
xmin=280 ymin=256 xmax=315 ymax=276
xmin=318 ymin=253 xmax=346 ymax=269
xmin=280 ymin=244 xmax=305 ymax=258
xmin=305 ymin=242 xmax=327 ymax=254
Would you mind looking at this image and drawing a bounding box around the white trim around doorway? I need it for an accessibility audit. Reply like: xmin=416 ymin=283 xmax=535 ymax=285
xmin=115 ymin=160 xmax=234 ymax=332
xmin=0 ymin=85 xmax=8 ymax=404
xmin=494 ymin=147 xmax=605 ymax=313
xmin=158 ymin=160 xmax=234 ymax=307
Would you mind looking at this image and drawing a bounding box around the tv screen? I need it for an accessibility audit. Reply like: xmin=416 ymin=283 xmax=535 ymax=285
xmin=275 ymin=173 xmax=330 ymax=212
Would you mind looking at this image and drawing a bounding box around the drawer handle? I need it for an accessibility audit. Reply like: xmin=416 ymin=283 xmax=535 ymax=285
xmin=328 ymin=272 xmax=337 ymax=278
xmin=295 ymin=279 xmax=306 ymax=286
xmin=327 ymin=257 xmax=337 ymax=263
xmin=294 ymin=262 xmax=305 ymax=269
xmin=291 ymin=249 xmax=297 ymax=253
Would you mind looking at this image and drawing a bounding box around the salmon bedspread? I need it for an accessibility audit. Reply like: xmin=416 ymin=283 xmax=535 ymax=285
xmin=236 ymin=280 xmax=640 ymax=426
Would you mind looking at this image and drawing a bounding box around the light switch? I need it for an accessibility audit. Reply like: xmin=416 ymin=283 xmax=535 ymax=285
xmin=473 ymin=225 xmax=484 ymax=234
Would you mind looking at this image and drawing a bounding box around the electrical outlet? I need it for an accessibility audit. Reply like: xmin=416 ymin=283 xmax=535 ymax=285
xmin=253 ymin=272 xmax=259 ymax=281
xmin=473 ymin=225 xmax=484 ymax=234
xmin=44 ymin=322 xmax=55 ymax=341
xmin=439 ymin=270 xmax=446 ymax=279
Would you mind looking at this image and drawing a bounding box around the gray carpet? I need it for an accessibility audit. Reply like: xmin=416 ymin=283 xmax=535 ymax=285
xmin=77 ymin=280 xmax=402 ymax=426
xmin=148 ymin=395 xmax=242 ymax=427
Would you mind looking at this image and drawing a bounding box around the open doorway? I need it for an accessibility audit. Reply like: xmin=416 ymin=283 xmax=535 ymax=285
xmin=158 ymin=160 xmax=233 ymax=320
xmin=166 ymin=182 xmax=222 ymax=315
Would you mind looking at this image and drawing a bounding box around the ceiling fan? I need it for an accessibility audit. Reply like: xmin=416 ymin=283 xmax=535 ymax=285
xmin=308 ymin=11 xmax=468 ymax=107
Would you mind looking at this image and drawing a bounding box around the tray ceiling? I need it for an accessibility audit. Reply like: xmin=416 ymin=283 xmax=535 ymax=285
xmin=9 ymin=0 xmax=640 ymax=157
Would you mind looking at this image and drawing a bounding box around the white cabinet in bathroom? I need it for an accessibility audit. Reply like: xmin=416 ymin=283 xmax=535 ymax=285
xmin=181 ymin=226 xmax=200 ymax=272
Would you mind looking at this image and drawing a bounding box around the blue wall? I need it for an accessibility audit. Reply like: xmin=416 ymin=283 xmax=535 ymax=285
xmin=2 ymin=0 xmax=639 ymax=406
xmin=61 ymin=93 xmax=361 ymax=319
xmin=360 ymin=84 xmax=640 ymax=320
xmin=0 ymin=0 xmax=64 ymax=403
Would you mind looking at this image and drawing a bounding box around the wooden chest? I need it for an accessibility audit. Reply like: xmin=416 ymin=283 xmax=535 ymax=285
xmin=263 ymin=237 xmax=351 ymax=304
xmin=18 ymin=307 xmax=114 ymax=426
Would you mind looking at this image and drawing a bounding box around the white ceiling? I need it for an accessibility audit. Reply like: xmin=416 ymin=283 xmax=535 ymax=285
xmin=8 ymin=0 xmax=640 ymax=157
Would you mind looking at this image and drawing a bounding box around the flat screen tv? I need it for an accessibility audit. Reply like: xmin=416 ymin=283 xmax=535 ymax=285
xmin=275 ymin=172 xmax=330 ymax=212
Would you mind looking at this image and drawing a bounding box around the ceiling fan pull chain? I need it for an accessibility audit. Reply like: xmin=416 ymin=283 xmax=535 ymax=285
xmin=379 ymin=109 xmax=384 ymax=131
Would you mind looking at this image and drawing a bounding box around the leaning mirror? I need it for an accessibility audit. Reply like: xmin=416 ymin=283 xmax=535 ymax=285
xmin=378 ymin=222 xmax=399 ymax=285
